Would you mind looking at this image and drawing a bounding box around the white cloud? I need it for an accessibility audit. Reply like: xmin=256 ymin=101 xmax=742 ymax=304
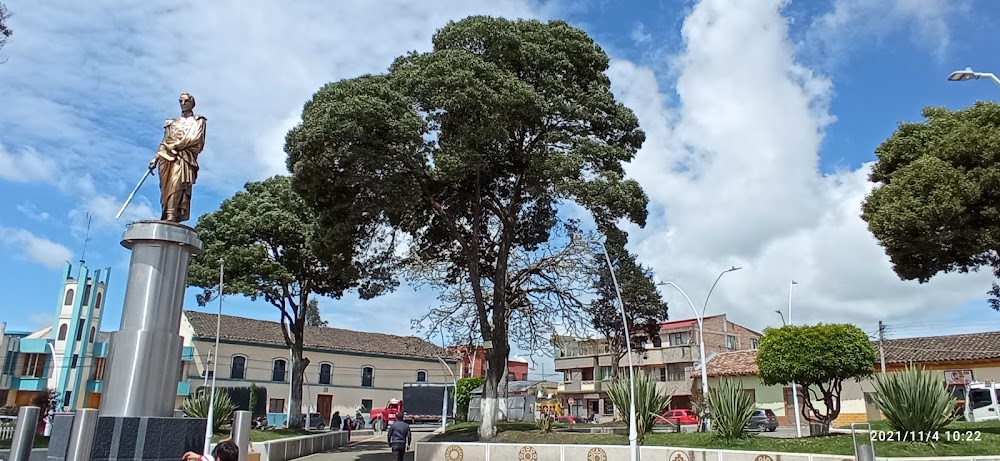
xmin=804 ymin=0 xmax=971 ymax=64
xmin=0 ymin=143 xmax=56 ymax=183
xmin=0 ymin=226 xmax=72 ymax=268
xmin=605 ymin=0 xmax=992 ymax=333
xmin=631 ymin=23 xmax=652 ymax=44
xmin=16 ymin=202 xmax=50 ymax=221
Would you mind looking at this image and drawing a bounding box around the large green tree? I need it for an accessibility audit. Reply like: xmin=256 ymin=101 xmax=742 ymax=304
xmin=0 ymin=2 xmax=12 ymax=63
xmin=587 ymin=247 xmax=667 ymax=378
xmin=861 ymin=102 xmax=1000 ymax=308
xmin=285 ymin=16 xmax=648 ymax=438
xmin=756 ymin=324 xmax=878 ymax=432
xmin=187 ymin=175 xmax=391 ymax=428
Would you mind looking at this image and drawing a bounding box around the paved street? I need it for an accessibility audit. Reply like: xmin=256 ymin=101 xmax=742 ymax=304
xmin=298 ymin=426 xmax=436 ymax=461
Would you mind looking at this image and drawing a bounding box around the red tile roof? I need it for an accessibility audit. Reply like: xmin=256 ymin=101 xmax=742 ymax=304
xmin=691 ymin=350 xmax=758 ymax=378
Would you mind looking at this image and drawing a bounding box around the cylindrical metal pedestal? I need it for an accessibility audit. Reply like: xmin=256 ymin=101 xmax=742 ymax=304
xmin=232 ymin=411 xmax=252 ymax=461
xmin=8 ymin=406 xmax=40 ymax=461
xmin=66 ymin=409 xmax=99 ymax=461
xmin=100 ymin=221 xmax=203 ymax=418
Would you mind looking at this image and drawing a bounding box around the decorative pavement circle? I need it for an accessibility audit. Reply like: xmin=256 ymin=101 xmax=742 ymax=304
xmin=445 ymin=445 xmax=464 ymax=461
xmin=586 ymin=447 xmax=608 ymax=461
xmin=518 ymin=446 xmax=539 ymax=461
xmin=670 ymin=451 xmax=690 ymax=461
xmin=754 ymin=456 xmax=775 ymax=461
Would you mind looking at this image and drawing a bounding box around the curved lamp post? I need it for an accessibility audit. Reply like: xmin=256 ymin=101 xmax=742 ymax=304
xmin=584 ymin=238 xmax=638 ymax=461
xmin=788 ymin=280 xmax=803 ymax=438
xmin=948 ymin=67 xmax=1000 ymax=86
xmin=658 ymin=266 xmax=741 ymax=432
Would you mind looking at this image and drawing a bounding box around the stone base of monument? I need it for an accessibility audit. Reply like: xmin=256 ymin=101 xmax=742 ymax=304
xmin=47 ymin=414 xmax=206 ymax=461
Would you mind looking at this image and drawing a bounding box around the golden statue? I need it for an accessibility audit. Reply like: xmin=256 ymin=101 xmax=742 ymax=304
xmin=148 ymin=93 xmax=207 ymax=223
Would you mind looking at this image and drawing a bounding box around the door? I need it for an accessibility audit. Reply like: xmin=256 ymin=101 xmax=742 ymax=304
xmin=783 ymin=386 xmax=803 ymax=426
xmin=863 ymin=392 xmax=881 ymax=421
xmin=85 ymin=393 xmax=102 ymax=409
xmin=967 ymin=388 xmax=999 ymax=421
xmin=317 ymin=394 xmax=333 ymax=426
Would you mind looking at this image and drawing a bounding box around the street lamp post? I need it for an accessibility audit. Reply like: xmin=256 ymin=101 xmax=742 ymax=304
xmin=204 ymin=259 xmax=225 ymax=455
xmin=947 ymin=67 xmax=1000 ymax=86
xmin=658 ymin=266 xmax=741 ymax=432
xmin=788 ymin=280 xmax=802 ymax=438
xmin=436 ymin=356 xmax=457 ymax=433
xmin=588 ymin=239 xmax=638 ymax=461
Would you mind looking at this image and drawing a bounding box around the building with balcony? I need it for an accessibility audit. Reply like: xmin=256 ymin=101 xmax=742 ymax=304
xmin=179 ymin=311 xmax=460 ymax=427
xmin=552 ymin=314 xmax=761 ymax=419
xmin=449 ymin=345 xmax=530 ymax=381
xmin=0 ymin=263 xmax=113 ymax=411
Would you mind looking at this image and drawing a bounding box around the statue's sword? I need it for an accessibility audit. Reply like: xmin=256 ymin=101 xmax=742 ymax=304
xmin=116 ymin=166 xmax=154 ymax=220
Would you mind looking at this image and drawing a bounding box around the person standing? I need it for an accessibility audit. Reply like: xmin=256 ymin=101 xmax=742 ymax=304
xmin=386 ymin=419 xmax=412 ymax=461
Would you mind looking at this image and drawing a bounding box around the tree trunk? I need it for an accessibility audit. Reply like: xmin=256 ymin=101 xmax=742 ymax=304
xmin=477 ymin=339 xmax=510 ymax=440
xmin=288 ymin=340 xmax=310 ymax=428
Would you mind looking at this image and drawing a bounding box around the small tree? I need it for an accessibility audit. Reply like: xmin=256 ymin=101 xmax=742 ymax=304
xmin=605 ymin=370 xmax=671 ymax=443
xmin=248 ymin=383 xmax=259 ymax=417
xmin=757 ymin=324 xmax=878 ymax=433
xmin=455 ymin=377 xmax=484 ymax=422
xmin=304 ymin=299 xmax=328 ymax=327
xmin=32 ymin=388 xmax=59 ymax=416
xmin=872 ymin=366 xmax=956 ymax=439
xmin=183 ymin=388 xmax=235 ymax=432
xmin=709 ymin=378 xmax=755 ymax=441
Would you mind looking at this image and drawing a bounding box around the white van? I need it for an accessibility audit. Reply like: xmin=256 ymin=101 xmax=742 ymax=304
xmin=965 ymin=381 xmax=1000 ymax=422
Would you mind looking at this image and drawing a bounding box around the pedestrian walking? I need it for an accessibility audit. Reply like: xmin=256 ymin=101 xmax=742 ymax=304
xmin=343 ymin=414 xmax=355 ymax=441
xmin=330 ymin=411 xmax=342 ymax=431
xmin=387 ymin=418 xmax=412 ymax=461
xmin=183 ymin=440 xmax=239 ymax=461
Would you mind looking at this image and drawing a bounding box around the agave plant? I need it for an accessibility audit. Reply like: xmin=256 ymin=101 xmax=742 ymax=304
xmin=871 ymin=366 xmax=955 ymax=437
xmin=605 ymin=370 xmax=672 ymax=443
xmin=183 ymin=388 xmax=236 ymax=431
xmin=709 ymin=378 xmax=755 ymax=442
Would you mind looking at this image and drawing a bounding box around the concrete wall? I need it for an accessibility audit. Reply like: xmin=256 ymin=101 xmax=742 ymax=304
xmin=256 ymin=429 xmax=364 ymax=461
xmin=0 ymin=448 xmax=47 ymax=461
xmin=414 ymin=442 xmax=1000 ymax=461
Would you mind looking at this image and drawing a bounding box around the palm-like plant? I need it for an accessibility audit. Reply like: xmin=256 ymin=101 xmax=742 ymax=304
xmin=871 ymin=366 xmax=955 ymax=438
xmin=709 ymin=378 xmax=755 ymax=442
xmin=183 ymin=388 xmax=236 ymax=432
xmin=605 ymin=370 xmax=671 ymax=443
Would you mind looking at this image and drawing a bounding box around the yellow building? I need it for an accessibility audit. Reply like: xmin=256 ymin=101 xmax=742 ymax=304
xmin=692 ymin=331 xmax=1000 ymax=427
xmin=179 ymin=311 xmax=460 ymax=426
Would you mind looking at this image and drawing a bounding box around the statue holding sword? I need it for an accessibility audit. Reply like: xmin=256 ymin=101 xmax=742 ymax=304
xmin=117 ymin=92 xmax=207 ymax=223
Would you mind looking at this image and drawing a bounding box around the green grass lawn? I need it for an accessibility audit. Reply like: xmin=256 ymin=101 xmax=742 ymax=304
xmin=211 ymin=428 xmax=314 ymax=443
xmin=431 ymin=421 xmax=1000 ymax=457
xmin=0 ymin=435 xmax=49 ymax=449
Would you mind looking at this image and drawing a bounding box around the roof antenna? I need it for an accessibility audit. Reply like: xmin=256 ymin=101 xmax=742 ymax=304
xmin=79 ymin=213 xmax=93 ymax=266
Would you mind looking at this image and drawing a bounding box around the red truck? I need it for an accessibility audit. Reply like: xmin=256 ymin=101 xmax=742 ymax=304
xmin=369 ymin=382 xmax=455 ymax=425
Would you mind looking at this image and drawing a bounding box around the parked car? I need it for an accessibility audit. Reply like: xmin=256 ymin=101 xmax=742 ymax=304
xmin=556 ymin=415 xmax=579 ymax=424
xmin=657 ymin=409 xmax=699 ymax=425
xmin=304 ymin=412 xmax=326 ymax=430
xmin=746 ymin=408 xmax=778 ymax=432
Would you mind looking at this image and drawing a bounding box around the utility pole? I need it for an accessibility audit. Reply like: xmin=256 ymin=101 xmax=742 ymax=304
xmin=878 ymin=321 xmax=886 ymax=376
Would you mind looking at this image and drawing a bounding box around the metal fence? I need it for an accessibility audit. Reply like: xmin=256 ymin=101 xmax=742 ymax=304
xmin=0 ymin=422 xmax=15 ymax=440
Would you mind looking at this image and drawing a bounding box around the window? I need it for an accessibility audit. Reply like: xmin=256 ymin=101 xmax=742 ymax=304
xmin=658 ymin=368 xmax=666 ymax=381
xmin=91 ymin=358 xmax=106 ymax=380
xmin=743 ymin=388 xmax=756 ymax=402
xmin=725 ymin=335 xmax=738 ymax=350
xmin=580 ymin=368 xmax=594 ymax=381
xmin=563 ymin=371 xmax=571 ymax=382
xmin=58 ymin=324 xmax=68 ymax=341
xmin=204 ymin=370 xmax=214 ymax=379
xmin=21 ymin=354 xmax=45 ymax=378
xmin=95 ymin=293 xmax=102 ymax=309
xmin=361 ymin=366 xmax=374 ymax=387
xmin=361 ymin=399 xmax=373 ymax=412
xmin=82 ymin=284 xmax=92 ymax=305
xmin=651 ymin=336 xmax=662 ymax=348
xmin=598 ymin=366 xmax=613 ymax=381
xmin=603 ymin=400 xmax=614 ymax=415
xmin=668 ymin=333 xmax=689 ymax=346
xmin=750 ymin=338 xmax=760 ymax=350
xmin=416 ymin=370 xmax=427 ymax=382
xmin=76 ymin=320 xmax=85 ymax=341
xmin=71 ymin=354 xmax=79 ymax=369
xmin=319 ymin=363 xmax=333 ymax=385
xmin=2 ymin=351 xmax=17 ymax=375
xmin=666 ymin=364 xmax=686 ymax=381
xmin=64 ymin=289 xmax=75 ymax=305
xmin=272 ymin=359 xmax=287 ymax=382
xmin=89 ymin=327 xmax=96 ymax=343
xmin=230 ymin=356 xmax=247 ymax=380
xmin=969 ymin=389 xmax=995 ymax=410
xmin=268 ymin=398 xmax=285 ymax=413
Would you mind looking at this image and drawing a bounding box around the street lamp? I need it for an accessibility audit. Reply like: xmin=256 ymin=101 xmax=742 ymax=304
xmin=583 ymin=238 xmax=638 ymax=461
xmin=788 ymin=280 xmax=802 ymax=438
xmin=657 ymin=266 xmax=742 ymax=432
xmin=947 ymin=67 xmax=1000 ymax=86
xmin=436 ymin=356 xmax=457 ymax=433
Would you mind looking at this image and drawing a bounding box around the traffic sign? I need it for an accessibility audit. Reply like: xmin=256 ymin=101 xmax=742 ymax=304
xmin=568 ymin=398 xmax=575 ymax=405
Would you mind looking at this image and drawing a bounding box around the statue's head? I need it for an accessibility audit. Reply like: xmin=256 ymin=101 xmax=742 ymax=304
xmin=179 ymin=93 xmax=196 ymax=112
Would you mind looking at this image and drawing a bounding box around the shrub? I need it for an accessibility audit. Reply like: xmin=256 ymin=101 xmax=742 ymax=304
xmin=606 ymin=369 xmax=671 ymax=443
xmin=535 ymin=413 xmax=554 ymax=433
xmin=249 ymin=383 xmax=259 ymax=416
xmin=709 ymin=378 xmax=755 ymax=442
xmin=0 ymin=405 xmax=17 ymax=416
xmin=183 ymin=388 xmax=235 ymax=431
xmin=871 ymin=366 xmax=956 ymax=438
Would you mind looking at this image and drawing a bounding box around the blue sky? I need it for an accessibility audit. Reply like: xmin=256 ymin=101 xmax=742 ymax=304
xmin=1 ymin=0 xmax=998 ymax=378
